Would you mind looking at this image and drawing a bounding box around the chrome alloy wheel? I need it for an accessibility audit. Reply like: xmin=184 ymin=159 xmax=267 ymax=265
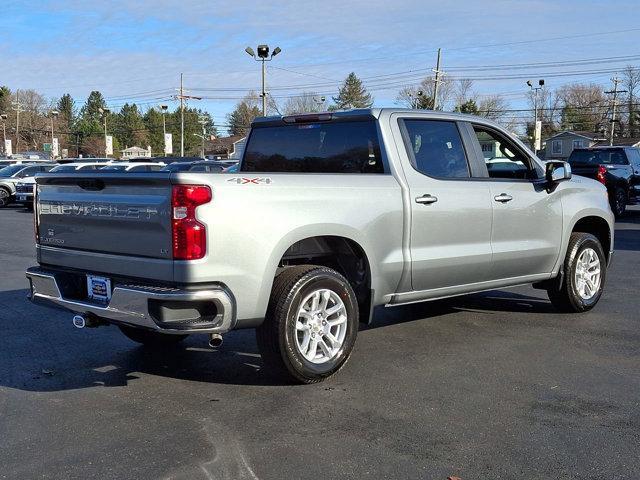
xmin=295 ymin=288 xmax=348 ymax=364
xmin=574 ymin=247 xmax=601 ymax=300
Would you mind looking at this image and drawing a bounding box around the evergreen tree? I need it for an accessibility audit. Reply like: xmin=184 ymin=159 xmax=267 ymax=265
xmin=0 ymin=86 xmax=10 ymax=114
xmin=331 ymin=72 xmax=373 ymax=109
xmin=456 ymin=99 xmax=479 ymax=115
xmin=227 ymin=95 xmax=261 ymax=136
xmin=116 ymin=103 xmax=148 ymax=148
xmin=57 ymin=93 xmax=76 ymax=131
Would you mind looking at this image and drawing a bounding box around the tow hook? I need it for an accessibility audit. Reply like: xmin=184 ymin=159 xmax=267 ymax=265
xmin=72 ymin=314 xmax=104 ymax=329
xmin=208 ymin=333 xmax=223 ymax=348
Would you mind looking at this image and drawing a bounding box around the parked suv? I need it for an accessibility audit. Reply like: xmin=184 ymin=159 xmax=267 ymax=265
xmin=0 ymin=163 xmax=55 ymax=207
xmin=567 ymin=146 xmax=640 ymax=217
xmin=27 ymin=109 xmax=614 ymax=383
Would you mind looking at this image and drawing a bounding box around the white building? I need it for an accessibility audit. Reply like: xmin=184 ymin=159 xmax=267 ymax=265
xmin=121 ymin=146 xmax=151 ymax=159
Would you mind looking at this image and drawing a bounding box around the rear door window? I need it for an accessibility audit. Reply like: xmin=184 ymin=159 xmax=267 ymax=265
xmin=242 ymin=120 xmax=384 ymax=173
xmin=400 ymin=119 xmax=470 ymax=179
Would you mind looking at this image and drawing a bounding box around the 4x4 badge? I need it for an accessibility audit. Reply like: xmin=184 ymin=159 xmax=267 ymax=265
xmin=227 ymin=177 xmax=272 ymax=185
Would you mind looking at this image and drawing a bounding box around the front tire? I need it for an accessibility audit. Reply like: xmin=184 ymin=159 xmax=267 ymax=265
xmin=547 ymin=233 xmax=606 ymax=313
xmin=0 ymin=187 xmax=11 ymax=208
xmin=256 ymin=265 xmax=359 ymax=384
xmin=118 ymin=325 xmax=188 ymax=348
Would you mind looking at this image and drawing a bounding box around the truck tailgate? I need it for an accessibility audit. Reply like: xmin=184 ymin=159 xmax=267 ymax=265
xmin=35 ymin=172 xmax=174 ymax=279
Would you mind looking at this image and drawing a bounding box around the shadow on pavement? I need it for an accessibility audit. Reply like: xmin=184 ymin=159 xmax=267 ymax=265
xmin=0 ymin=287 xmax=556 ymax=392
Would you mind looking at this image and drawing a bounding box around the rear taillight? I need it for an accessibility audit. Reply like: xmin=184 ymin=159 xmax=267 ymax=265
xmin=171 ymin=185 xmax=212 ymax=260
xmin=596 ymin=165 xmax=607 ymax=185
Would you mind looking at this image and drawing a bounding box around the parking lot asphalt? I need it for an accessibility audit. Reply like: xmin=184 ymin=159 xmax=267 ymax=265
xmin=0 ymin=205 xmax=638 ymax=480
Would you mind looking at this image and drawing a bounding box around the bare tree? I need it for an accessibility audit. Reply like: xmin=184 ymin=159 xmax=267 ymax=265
xmin=622 ymin=65 xmax=640 ymax=137
xmin=454 ymin=78 xmax=476 ymax=107
xmin=282 ymin=92 xmax=326 ymax=115
xmin=555 ymin=83 xmax=607 ymax=133
xmin=478 ymin=94 xmax=509 ymax=122
xmin=395 ymin=75 xmax=454 ymax=110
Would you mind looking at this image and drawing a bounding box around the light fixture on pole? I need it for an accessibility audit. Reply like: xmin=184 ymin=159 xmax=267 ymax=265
xmin=98 ymin=107 xmax=111 ymax=157
xmin=245 ymin=44 xmax=282 ymax=116
xmin=527 ymin=79 xmax=545 ymax=155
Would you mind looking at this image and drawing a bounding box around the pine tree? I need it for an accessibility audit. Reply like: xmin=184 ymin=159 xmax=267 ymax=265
xmin=116 ymin=103 xmax=148 ymax=148
xmin=57 ymin=93 xmax=76 ymax=131
xmin=331 ymin=72 xmax=373 ymax=109
xmin=227 ymin=94 xmax=261 ymax=136
xmin=456 ymin=99 xmax=479 ymax=115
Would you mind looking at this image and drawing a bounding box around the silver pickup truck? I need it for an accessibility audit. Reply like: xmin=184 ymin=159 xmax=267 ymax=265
xmin=26 ymin=109 xmax=614 ymax=383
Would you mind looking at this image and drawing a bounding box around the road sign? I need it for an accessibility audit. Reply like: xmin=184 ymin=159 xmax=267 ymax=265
xmin=43 ymin=143 xmax=51 ymax=152
xmin=4 ymin=140 xmax=11 ymax=156
xmin=105 ymin=135 xmax=113 ymax=156
xmin=164 ymin=133 xmax=173 ymax=155
xmin=52 ymin=138 xmax=59 ymax=158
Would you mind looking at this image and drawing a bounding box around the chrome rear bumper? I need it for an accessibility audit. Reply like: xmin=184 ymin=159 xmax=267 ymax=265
xmin=26 ymin=267 xmax=236 ymax=334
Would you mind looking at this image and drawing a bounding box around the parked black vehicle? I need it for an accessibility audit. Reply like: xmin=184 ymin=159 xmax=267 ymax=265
xmin=567 ymin=147 xmax=640 ymax=217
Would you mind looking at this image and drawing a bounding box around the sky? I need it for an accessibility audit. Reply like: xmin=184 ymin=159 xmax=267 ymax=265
xmin=1 ymin=0 xmax=639 ymax=134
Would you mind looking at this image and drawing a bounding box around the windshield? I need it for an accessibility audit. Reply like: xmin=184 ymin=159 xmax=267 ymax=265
xmin=0 ymin=165 xmax=27 ymax=177
xmin=242 ymin=120 xmax=384 ymax=173
xmin=568 ymin=149 xmax=628 ymax=166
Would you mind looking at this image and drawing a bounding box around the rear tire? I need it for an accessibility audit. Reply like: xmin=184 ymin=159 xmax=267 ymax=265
xmin=547 ymin=232 xmax=606 ymax=313
xmin=118 ymin=325 xmax=188 ymax=348
xmin=611 ymin=187 xmax=627 ymax=218
xmin=256 ymin=265 xmax=359 ymax=384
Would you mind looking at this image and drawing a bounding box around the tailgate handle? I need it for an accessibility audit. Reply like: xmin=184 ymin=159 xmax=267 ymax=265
xmin=77 ymin=179 xmax=105 ymax=191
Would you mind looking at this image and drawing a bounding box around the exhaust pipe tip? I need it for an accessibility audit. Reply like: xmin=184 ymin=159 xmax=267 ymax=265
xmin=208 ymin=333 xmax=223 ymax=348
xmin=72 ymin=315 xmax=86 ymax=329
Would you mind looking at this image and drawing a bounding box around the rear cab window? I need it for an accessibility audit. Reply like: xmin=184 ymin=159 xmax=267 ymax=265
xmin=568 ymin=149 xmax=629 ymax=166
xmin=241 ymin=118 xmax=385 ymax=173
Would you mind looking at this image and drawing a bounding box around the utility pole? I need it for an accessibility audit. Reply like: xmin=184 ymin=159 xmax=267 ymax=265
xmin=432 ymin=48 xmax=442 ymax=110
xmin=180 ymin=73 xmax=184 ymax=157
xmin=175 ymin=74 xmax=202 ymax=157
xmin=12 ymin=90 xmax=23 ymax=154
xmin=605 ymin=77 xmax=627 ymax=146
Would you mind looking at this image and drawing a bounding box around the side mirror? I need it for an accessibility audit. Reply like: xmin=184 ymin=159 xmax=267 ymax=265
xmin=546 ymin=160 xmax=571 ymax=184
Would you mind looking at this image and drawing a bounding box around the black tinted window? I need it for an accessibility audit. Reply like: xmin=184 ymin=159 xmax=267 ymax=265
xmin=402 ymin=120 xmax=469 ymax=178
xmin=242 ymin=120 xmax=384 ymax=173
xmin=568 ymin=149 xmax=629 ymax=166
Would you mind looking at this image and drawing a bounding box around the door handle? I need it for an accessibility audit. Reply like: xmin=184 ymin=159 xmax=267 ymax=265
xmin=415 ymin=194 xmax=438 ymax=205
xmin=494 ymin=193 xmax=513 ymax=203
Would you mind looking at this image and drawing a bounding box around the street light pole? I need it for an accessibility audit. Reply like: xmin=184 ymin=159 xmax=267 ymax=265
xmin=245 ymin=45 xmax=282 ymax=116
xmin=0 ymin=114 xmax=6 ymax=155
xmin=49 ymin=110 xmax=58 ymax=159
xmin=160 ymin=104 xmax=168 ymax=156
xmin=527 ymin=79 xmax=545 ymax=155
xmin=99 ymin=107 xmax=110 ymax=157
